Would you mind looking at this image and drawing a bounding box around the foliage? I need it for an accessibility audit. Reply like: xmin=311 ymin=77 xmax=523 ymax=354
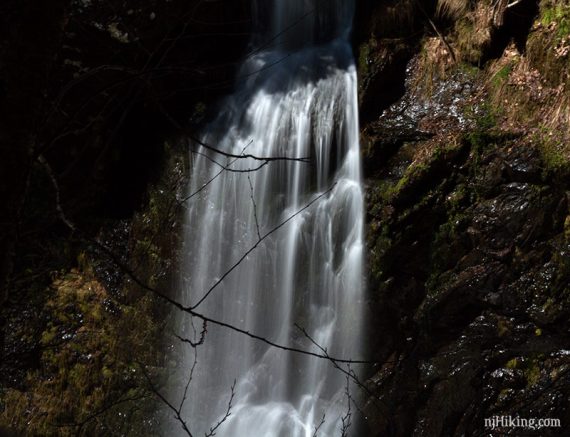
xmin=2 ymin=269 xmax=161 ymax=436
xmin=0 ymin=142 xmax=186 ymax=435
xmin=532 ymin=126 xmax=570 ymax=178
xmin=541 ymin=2 xmax=570 ymax=38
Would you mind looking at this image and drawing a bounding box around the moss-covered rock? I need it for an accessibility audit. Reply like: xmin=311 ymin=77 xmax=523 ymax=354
xmin=0 ymin=142 xmax=187 ymax=435
xmin=360 ymin=4 xmax=570 ymax=433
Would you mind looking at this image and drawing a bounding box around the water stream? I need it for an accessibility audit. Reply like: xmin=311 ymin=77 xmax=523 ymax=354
xmin=171 ymin=1 xmax=365 ymax=435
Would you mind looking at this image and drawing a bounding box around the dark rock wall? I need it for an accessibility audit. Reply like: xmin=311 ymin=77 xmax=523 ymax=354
xmin=357 ymin=0 xmax=570 ymax=435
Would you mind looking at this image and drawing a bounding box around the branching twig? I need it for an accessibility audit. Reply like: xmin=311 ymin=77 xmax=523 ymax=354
xmin=139 ymin=363 xmax=194 ymax=437
xmin=205 ymin=380 xmax=236 ymax=437
xmin=190 ymin=184 xmax=336 ymax=310
xmin=294 ymin=324 xmax=386 ymax=412
xmin=190 ymin=148 xmax=270 ymax=174
xmin=179 ymin=347 xmax=199 ymax=414
xmin=181 ymin=142 xmax=254 ymax=204
xmin=247 ymin=174 xmax=261 ymax=240
xmin=38 ymin=155 xmax=76 ymax=231
xmin=189 ymin=135 xmax=310 ymax=164
xmin=340 ymin=374 xmax=352 ymax=437
xmin=174 ymin=320 xmax=207 ymax=348
xmin=312 ymin=414 xmax=326 ymax=437
xmin=66 ymin=394 xmax=149 ymax=435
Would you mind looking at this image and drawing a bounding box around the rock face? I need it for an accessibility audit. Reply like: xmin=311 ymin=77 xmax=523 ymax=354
xmin=357 ymin=0 xmax=570 ymax=435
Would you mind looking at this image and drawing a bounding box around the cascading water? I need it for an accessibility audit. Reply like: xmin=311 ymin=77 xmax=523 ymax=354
xmin=170 ymin=0 xmax=365 ymax=435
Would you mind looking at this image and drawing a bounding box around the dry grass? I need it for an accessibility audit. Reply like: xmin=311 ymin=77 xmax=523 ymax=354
xmin=436 ymin=0 xmax=470 ymax=21
xmin=412 ymin=37 xmax=457 ymax=97
xmin=484 ymin=40 xmax=570 ymax=166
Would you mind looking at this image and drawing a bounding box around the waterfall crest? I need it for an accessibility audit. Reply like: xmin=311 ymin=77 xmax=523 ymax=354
xmin=170 ymin=1 xmax=366 ymax=435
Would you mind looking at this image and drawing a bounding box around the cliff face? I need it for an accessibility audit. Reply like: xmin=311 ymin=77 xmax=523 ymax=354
xmin=357 ymin=1 xmax=570 ymax=435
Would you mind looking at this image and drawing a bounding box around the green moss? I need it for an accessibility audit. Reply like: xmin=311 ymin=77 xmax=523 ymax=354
xmin=564 ymin=215 xmax=570 ymax=239
xmin=1 ymin=142 xmax=187 ymax=435
xmin=504 ymin=356 xmax=544 ymax=387
xmin=541 ymin=3 xmax=570 ymax=38
xmin=425 ymin=209 xmax=468 ymax=293
xmin=371 ymin=227 xmax=392 ymax=280
xmin=531 ymin=126 xmax=570 ymax=178
xmin=491 ymin=64 xmax=512 ymax=88
xmin=541 ymin=141 xmax=569 ymax=173
xmin=2 ymin=271 xmax=144 ymax=434
xmin=506 ymin=358 xmax=519 ymax=369
xmin=524 ymin=357 xmax=544 ymax=387
xmin=359 ymin=41 xmax=372 ymax=77
xmin=395 ymin=162 xmax=429 ymax=192
xmin=526 ymin=3 xmax=570 ymax=86
xmin=457 ymin=62 xmax=481 ymax=78
xmin=446 ymin=184 xmax=467 ymax=210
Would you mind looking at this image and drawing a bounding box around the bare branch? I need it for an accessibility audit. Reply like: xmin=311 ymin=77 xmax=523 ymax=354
xmin=174 ymin=320 xmax=207 ymax=348
xmin=205 ymin=380 xmax=236 ymax=437
xmin=38 ymin=154 xmax=76 ymax=231
xmin=340 ymin=374 xmax=352 ymax=437
xmin=188 ymin=312 xmax=371 ymax=365
xmin=181 ymin=142 xmax=263 ymax=204
xmin=507 ymin=0 xmax=523 ymax=8
xmin=139 ymin=363 xmax=194 ymax=437
xmin=190 ymin=184 xmax=337 ymax=310
xmin=312 ymin=414 xmax=326 ymax=437
xmin=179 ymin=348 xmax=199 ymax=414
xmin=64 ymin=393 xmax=149 ymax=435
xmin=247 ymin=174 xmax=261 ymax=240
xmin=190 ymin=149 xmax=270 ymax=174
xmin=189 ymin=135 xmax=311 ymax=164
xmin=294 ymin=324 xmax=386 ymax=412
xmin=148 ymin=87 xmax=310 ymax=166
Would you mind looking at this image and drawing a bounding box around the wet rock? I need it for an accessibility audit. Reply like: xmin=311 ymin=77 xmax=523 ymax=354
xmin=363 ymin=59 xmax=570 ymax=437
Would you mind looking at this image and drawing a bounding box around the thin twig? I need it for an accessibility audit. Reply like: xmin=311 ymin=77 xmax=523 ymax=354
xmin=205 ymin=380 xmax=236 ymax=437
xmin=38 ymin=155 xmax=76 ymax=231
xmin=247 ymin=174 xmax=261 ymax=240
xmin=294 ymin=324 xmax=386 ymax=411
xmin=190 ymin=135 xmax=310 ymax=164
xmin=191 ymin=148 xmax=270 ymax=174
xmin=179 ymin=348 xmax=199 ymax=413
xmin=340 ymin=374 xmax=353 ymax=437
xmin=174 ymin=320 xmax=207 ymax=348
xmin=181 ymin=142 xmax=255 ymax=204
xmin=312 ymin=414 xmax=326 ymax=437
xmin=190 ymin=184 xmax=336 ymax=310
xmin=139 ymin=364 xmax=194 ymax=437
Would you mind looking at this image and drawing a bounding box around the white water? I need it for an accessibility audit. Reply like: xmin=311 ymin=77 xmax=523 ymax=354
xmin=170 ymin=1 xmax=365 ymax=435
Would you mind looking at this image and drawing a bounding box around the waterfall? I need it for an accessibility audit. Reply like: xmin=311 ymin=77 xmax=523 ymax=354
xmin=169 ymin=0 xmax=365 ymax=435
